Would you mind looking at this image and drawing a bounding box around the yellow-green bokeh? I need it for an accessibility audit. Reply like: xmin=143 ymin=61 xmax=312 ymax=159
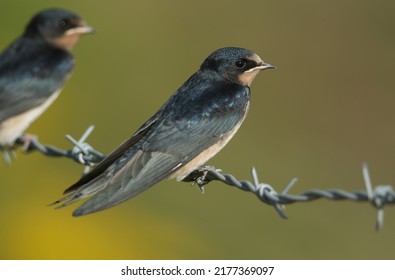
xmin=1 ymin=0 xmax=395 ymax=259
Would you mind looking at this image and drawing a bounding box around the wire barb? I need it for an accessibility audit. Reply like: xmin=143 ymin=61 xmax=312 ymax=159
xmin=11 ymin=127 xmax=395 ymax=230
xmin=361 ymin=163 xmax=394 ymax=230
xmin=204 ymin=165 xmax=394 ymax=230
xmin=17 ymin=125 xmax=105 ymax=173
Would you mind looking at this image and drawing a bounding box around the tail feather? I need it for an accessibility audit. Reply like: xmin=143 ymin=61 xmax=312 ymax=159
xmin=53 ymin=149 xmax=182 ymax=216
xmin=50 ymin=173 xmax=110 ymax=209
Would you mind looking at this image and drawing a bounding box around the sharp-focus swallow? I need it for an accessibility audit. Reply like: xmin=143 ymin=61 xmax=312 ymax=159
xmin=54 ymin=47 xmax=274 ymax=216
xmin=0 ymin=8 xmax=94 ymax=164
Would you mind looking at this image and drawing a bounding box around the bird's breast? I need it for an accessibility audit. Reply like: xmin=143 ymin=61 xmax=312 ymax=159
xmin=170 ymin=100 xmax=250 ymax=181
xmin=0 ymin=88 xmax=62 ymax=146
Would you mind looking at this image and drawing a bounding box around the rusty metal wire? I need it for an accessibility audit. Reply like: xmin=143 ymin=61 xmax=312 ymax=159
xmin=17 ymin=126 xmax=395 ymax=230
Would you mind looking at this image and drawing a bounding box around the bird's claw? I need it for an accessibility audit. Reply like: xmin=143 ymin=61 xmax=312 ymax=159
xmin=13 ymin=133 xmax=39 ymax=153
xmin=1 ymin=148 xmax=15 ymax=165
xmin=183 ymin=165 xmax=220 ymax=193
xmin=1 ymin=134 xmax=39 ymax=165
xmin=20 ymin=134 xmax=39 ymax=152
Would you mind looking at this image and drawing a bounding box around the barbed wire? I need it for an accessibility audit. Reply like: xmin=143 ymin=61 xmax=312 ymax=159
xmin=199 ymin=165 xmax=394 ymax=231
xmin=17 ymin=125 xmax=105 ymax=175
xmin=16 ymin=125 xmax=395 ymax=230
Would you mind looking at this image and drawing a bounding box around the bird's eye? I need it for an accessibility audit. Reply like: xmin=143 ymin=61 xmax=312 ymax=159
xmin=59 ymin=19 xmax=69 ymax=29
xmin=235 ymin=60 xmax=246 ymax=68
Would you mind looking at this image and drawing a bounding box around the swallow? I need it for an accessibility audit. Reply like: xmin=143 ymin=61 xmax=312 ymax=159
xmin=54 ymin=47 xmax=274 ymax=216
xmin=0 ymin=8 xmax=94 ymax=164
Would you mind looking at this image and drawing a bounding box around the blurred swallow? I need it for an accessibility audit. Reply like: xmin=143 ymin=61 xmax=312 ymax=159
xmin=54 ymin=47 xmax=274 ymax=216
xmin=0 ymin=8 xmax=94 ymax=164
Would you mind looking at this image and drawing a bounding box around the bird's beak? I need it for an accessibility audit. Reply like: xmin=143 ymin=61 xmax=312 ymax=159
xmin=245 ymin=61 xmax=275 ymax=73
xmin=65 ymin=25 xmax=95 ymax=36
xmin=258 ymin=61 xmax=275 ymax=70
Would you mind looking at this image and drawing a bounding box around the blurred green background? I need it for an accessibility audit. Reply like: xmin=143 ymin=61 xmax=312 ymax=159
xmin=1 ymin=0 xmax=395 ymax=259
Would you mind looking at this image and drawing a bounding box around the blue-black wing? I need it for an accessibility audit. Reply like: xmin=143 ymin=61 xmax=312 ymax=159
xmin=0 ymin=38 xmax=73 ymax=122
xmin=57 ymin=73 xmax=250 ymax=216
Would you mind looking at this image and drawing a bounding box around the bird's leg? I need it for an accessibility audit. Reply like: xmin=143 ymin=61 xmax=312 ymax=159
xmin=182 ymin=165 xmax=219 ymax=193
xmin=15 ymin=133 xmax=39 ymax=152
xmin=1 ymin=147 xmax=15 ymax=165
xmin=1 ymin=134 xmax=37 ymax=164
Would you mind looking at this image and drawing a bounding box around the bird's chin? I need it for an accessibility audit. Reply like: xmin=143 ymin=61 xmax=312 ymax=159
xmin=49 ymin=26 xmax=94 ymax=52
xmin=238 ymin=69 xmax=262 ymax=86
xmin=49 ymin=34 xmax=82 ymax=52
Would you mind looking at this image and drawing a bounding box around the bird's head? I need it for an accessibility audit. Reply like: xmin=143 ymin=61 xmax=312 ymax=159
xmin=24 ymin=8 xmax=94 ymax=52
xmin=201 ymin=47 xmax=274 ymax=86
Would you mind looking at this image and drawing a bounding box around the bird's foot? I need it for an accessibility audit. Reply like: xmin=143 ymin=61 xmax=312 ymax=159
xmin=16 ymin=134 xmax=39 ymax=153
xmin=1 ymin=147 xmax=15 ymax=166
xmin=182 ymin=165 xmax=220 ymax=193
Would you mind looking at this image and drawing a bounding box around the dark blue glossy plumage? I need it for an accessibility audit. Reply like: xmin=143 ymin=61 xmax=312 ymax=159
xmin=56 ymin=47 xmax=274 ymax=216
xmin=0 ymin=8 xmax=93 ymax=157
xmin=0 ymin=40 xmax=73 ymax=123
xmin=143 ymin=73 xmax=250 ymax=154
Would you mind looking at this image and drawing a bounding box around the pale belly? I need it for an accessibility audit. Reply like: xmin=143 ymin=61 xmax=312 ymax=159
xmin=0 ymin=89 xmax=61 ymax=146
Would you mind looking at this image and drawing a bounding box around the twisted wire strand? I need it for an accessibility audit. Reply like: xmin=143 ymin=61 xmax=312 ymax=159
xmin=16 ymin=126 xmax=395 ymax=230
xmin=18 ymin=125 xmax=105 ymax=173
xmin=205 ymin=167 xmax=394 ymax=230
